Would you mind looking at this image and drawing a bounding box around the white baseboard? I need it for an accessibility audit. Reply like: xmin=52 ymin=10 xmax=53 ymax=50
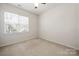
xmin=0 ymin=36 xmax=37 ymax=47
xmin=39 ymin=37 xmax=79 ymax=51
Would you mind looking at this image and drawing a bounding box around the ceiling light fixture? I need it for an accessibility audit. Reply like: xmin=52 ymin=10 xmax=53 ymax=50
xmin=34 ymin=2 xmax=39 ymax=9
xmin=34 ymin=3 xmax=46 ymax=9
xmin=33 ymin=0 xmax=46 ymax=9
xmin=33 ymin=0 xmax=39 ymax=9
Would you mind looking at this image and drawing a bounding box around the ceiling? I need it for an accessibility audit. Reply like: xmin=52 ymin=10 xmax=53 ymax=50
xmin=11 ymin=3 xmax=60 ymax=15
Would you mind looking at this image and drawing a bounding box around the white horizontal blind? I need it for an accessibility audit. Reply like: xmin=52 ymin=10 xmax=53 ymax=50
xmin=4 ymin=12 xmax=29 ymax=33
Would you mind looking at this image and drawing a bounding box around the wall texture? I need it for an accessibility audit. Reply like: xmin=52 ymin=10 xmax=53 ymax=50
xmin=77 ymin=4 xmax=79 ymax=50
xmin=39 ymin=4 xmax=78 ymax=50
xmin=0 ymin=3 xmax=79 ymax=50
xmin=0 ymin=4 xmax=38 ymax=47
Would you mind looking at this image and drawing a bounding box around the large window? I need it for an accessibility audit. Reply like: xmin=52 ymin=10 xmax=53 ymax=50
xmin=4 ymin=12 xmax=29 ymax=33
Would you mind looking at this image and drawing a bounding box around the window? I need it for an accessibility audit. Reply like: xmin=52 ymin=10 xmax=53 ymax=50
xmin=4 ymin=12 xmax=29 ymax=33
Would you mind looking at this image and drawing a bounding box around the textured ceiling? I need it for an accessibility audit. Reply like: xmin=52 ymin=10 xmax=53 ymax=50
xmin=11 ymin=3 xmax=60 ymax=15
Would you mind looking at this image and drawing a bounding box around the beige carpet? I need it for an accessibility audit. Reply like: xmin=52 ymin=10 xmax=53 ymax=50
xmin=0 ymin=39 xmax=78 ymax=56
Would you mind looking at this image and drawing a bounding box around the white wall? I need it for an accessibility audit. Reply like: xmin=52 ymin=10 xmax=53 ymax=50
xmin=0 ymin=4 xmax=38 ymax=47
xmin=39 ymin=4 xmax=78 ymax=50
xmin=77 ymin=4 xmax=79 ymax=49
xmin=0 ymin=3 xmax=79 ymax=50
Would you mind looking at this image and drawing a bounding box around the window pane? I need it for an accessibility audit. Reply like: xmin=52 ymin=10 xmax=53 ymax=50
xmin=4 ymin=12 xmax=29 ymax=33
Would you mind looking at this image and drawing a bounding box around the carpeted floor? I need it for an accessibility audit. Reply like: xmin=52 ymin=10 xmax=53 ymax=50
xmin=0 ymin=39 xmax=78 ymax=56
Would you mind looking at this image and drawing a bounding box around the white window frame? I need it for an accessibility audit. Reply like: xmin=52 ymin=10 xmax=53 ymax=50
xmin=4 ymin=12 xmax=29 ymax=33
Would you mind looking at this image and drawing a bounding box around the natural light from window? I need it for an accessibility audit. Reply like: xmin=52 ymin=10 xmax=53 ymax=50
xmin=4 ymin=12 xmax=29 ymax=33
